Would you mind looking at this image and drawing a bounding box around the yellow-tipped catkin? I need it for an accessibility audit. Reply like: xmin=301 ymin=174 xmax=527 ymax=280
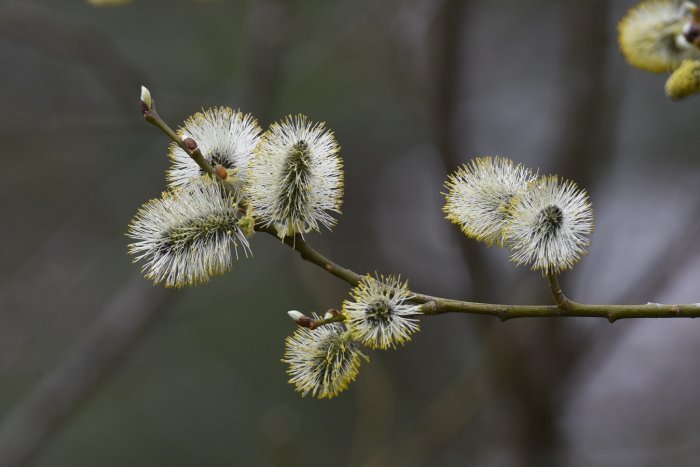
xmin=342 ymin=274 xmax=421 ymax=350
xmin=665 ymin=59 xmax=700 ymax=97
xmin=443 ymin=156 xmax=536 ymax=247
xmin=618 ymin=0 xmax=700 ymax=72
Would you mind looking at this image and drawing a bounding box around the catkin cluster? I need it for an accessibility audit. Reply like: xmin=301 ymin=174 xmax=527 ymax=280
xmin=126 ymin=0 xmax=696 ymax=402
xmin=284 ymin=274 xmax=421 ymax=399
xmin=128 ymin=104 xmax=343 ymax=288
xmin=618 ymin=0 xmax=700 ymax=99
xmin=130 ymin=90 xmax=598 ymax=399
xmin=443 ymin=157 xmax=595 ymax=275
xmin=130 ymin=93 xmax=426 ymax=399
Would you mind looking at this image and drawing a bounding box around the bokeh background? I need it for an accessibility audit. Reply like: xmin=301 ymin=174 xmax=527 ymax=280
xmin=2 ymin=0 xmax=700 ymax=466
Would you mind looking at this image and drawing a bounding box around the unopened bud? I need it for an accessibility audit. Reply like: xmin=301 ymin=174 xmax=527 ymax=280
xmin=140 ymin=85 xmax=152 ymax=113
xmin=287 ymin=310 xmax=314 ymax=328
xmin=183 ymin=137 xmax=198 ymax=151
xmin=214 ymin=164 xmax=228 ymax=180
xmin=684 ymin=21 xmax=700 ymax=45
xmin=287 ymin=310 xmax=305 ymax=322
xmin=323 ymin=309 xmax=340 ymax=320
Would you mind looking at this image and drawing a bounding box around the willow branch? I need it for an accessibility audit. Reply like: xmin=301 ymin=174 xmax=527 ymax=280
xmin=255 ymin=226 xmax=700 ymax=322
xmin=146 ymin=97 xmax=700 ymax=323
xmin=255 ymin=225 xmax=363 ymax=286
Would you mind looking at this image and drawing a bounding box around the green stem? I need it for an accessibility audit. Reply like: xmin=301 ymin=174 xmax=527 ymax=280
xmin=309 ymin=314 xmax=346 ymax=329
xmin=255 ymin=226 xmax=363 ymax=286
xmin=259 ymin=226 xmax=700 ymax=322
xmin=546 ymin=273 xmax=571 ymax=309
xmin=145 ymin=98 xmax=700 ymax=323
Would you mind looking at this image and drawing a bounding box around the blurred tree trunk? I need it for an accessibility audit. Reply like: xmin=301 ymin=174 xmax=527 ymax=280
xmin=430 ymin=0 xmax=497 ymax=302
xmin=498 ymin=1 xmax=612 ymax=465
xmin=0 ymin=277 xmax=177 ymax=467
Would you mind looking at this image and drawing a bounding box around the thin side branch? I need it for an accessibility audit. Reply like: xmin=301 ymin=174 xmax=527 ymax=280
xmin=547 ymin=273 xmax=572 ymax=309
xmin=259 ymin=226 xmax=700 ymax=322
xmin=148 ymin=99 xmax=700 ymax=323
xmin=255 ymin=226 xmax=363 ymax=286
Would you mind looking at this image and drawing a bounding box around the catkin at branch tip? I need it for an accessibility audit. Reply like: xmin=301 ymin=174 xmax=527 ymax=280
xmin=246 ymin=114 xmax=344 ymax=239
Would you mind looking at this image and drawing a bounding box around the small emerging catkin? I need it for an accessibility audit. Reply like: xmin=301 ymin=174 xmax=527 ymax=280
xmin=665 ymin=59 xmax=700 ymax=97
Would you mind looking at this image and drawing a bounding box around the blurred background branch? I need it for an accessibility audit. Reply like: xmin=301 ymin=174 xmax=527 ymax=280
xmin=0 ymin=276 xmax=177 ymax=467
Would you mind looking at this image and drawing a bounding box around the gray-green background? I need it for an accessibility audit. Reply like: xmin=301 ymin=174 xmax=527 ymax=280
xmin=2 ymin=0 xmax=700 ymax=466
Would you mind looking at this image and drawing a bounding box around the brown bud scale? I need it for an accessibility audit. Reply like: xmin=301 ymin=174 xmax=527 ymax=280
xmin=215 ymin=165 xmax=228 ymax=180
xmin=183 ymin=137 xmax=198 ymax=151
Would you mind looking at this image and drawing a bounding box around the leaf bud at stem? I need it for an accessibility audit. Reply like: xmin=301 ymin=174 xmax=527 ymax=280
xmin=183 ymin=137 xmax=198 ymax=152
xmin=214 ymin=164 xmax=228 ymax=180
xmin=140 ymin=85 xmax=152 ymax=114
xmin=323 ymin=309 xmax=340 ymax=320
xmin=287 ymin=310 xmax=314 ymax=328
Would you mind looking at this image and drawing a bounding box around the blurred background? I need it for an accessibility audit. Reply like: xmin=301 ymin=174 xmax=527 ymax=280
xmin=1 ymin=0 xmax=700 ymax=465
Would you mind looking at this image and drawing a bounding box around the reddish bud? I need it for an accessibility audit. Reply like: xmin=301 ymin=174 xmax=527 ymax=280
xmin=288 ymin=310 xmax=315 ymax=328
xmin=183 ymin=137 xmax=198 ymax=151
xmin=684 ymin=22 xmax=700 ymax=45
xmin=214 ymin=165 xmax=228 ymax=180
xmin=298 ymin=316 xmax=315 ymax=328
